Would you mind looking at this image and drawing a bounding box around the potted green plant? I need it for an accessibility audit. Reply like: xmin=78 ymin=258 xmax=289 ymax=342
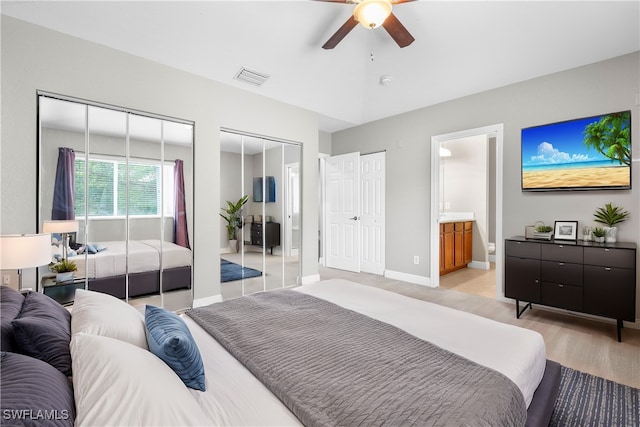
xmin=592 ymin=227 xmax=606 ymax=243
xmin=51 ymin=259 xmax=77 ymax=283
xmin=593 ymin=202 xmax=629 ymax=243
xmin=220 ymin=195 xmax=248 ymax=252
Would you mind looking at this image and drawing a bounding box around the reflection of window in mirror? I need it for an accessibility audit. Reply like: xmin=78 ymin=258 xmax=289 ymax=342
xmin=38 ymin=93 xmax=194 ymax=311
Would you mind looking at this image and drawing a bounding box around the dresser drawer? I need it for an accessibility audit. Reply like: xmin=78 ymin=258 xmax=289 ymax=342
xmin=505 ymin=240 xmax=540 ymax=259
xmin=541 ymin=244 xmax=583 ymax=263
xmin=541 ymin=261 xmax=583 ymax=286
xmin=541 ymin=282 xmax=583 ymax=312
xmin=584 ymin=247 xmax=635 ymax=268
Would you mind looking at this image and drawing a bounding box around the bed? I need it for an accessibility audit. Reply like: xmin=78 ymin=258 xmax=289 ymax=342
xmin=67 ymin=239 xmax=192 ymax=298
xmin=0 ymin=280 xmax=561 ymax=427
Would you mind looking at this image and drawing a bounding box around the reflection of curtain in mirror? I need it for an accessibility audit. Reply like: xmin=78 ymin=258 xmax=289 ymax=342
xmin=173 ymin=159 xmax=190 ymax=249
xmin=52 ymin=147 xmax=75 ymax=220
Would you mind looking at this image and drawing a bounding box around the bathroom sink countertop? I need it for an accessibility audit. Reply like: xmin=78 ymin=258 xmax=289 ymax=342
xmin=439 ymin=212 xmax=475 ymax=223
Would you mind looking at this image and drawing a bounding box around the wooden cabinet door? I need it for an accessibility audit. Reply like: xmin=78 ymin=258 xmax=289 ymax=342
xmin=463 ymin=222 xmax=472 ymax=264
xmin=443 ymin=230 xmax=455 ymax=272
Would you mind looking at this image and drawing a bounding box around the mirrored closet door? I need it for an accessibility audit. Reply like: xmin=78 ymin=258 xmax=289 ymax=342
xmin=38 ymin=94 xmax=194 ymax=311
xmin=219 ymin=130 xmax=301 ymax=299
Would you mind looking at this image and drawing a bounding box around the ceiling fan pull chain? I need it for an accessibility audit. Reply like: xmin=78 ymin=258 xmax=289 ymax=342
xmin=369 ymin=29 xmax=375 ymax=62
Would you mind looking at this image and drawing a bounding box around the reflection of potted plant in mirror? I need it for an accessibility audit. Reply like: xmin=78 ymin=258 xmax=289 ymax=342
xmin=593 ymin=202 xmax=629 ymax=243
xmin=51 ymin=259 xmax=77 ymax=283
xmin=592 ymin=227 xmax=606 ymax=243
xmin=220 ymin=195 xmax=248 ymax=253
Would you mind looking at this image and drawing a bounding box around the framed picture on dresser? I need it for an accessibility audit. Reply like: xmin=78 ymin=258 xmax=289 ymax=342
xmin=554 ymin=220 xmax=578 ymax=240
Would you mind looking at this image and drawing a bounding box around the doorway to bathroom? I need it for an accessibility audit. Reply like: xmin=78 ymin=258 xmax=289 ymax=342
xmin=430 ymin=124 xmax=504 ymax=299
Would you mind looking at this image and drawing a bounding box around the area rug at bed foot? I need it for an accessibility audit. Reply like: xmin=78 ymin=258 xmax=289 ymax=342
xmin=550 ymin=366 xmax=639 ymax=427
xmin=220 ymin=259 xmax=262 ymax=282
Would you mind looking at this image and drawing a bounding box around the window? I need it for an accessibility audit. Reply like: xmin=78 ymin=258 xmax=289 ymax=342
xmin=74 ymin=156 xmax=174 ymax=218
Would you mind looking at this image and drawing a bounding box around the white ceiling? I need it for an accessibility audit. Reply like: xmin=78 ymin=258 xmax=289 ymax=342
xmin=3 ymin=1 xmax=639 ymax=133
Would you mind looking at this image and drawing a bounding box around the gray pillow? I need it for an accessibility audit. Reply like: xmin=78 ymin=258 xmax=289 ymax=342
xmin=12 ymin=291 xmax=72 ymax=375
xmin=0 ymin=351 xmax=75 ymax=426
xmin=1 ymin=285 xmax=25 ymax=352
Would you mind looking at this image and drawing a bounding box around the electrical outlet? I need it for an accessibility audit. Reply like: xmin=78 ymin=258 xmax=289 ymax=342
xmin=2 ymin=275 xmax=10 ymax=285
xmin=413 ymin=256 xmax=419 ymax=265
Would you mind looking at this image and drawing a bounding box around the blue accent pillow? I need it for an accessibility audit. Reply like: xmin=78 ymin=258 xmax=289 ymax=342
xmin=86 ymin=244 xmax=97 ymax=254
xmin=145 ymin=305 xmax=206 ymax=391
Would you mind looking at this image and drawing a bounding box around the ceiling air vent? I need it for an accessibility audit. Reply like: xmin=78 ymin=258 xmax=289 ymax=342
xmin=234 ymin=67 xmax=269 ymax=87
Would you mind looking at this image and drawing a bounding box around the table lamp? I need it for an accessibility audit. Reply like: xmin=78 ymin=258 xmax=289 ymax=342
xmin=0 ymin=233 xmax=52 ymax=290
xmin=42 ymin=220 xmax=79 ymax=261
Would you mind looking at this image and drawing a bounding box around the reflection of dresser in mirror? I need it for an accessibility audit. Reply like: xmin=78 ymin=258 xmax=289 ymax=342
xmin=250 ymin=222 xmax=280 ymax=254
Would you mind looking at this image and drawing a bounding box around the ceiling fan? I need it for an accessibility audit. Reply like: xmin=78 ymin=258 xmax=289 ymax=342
xmin=318 ymin=0 xmax=416 ymax=50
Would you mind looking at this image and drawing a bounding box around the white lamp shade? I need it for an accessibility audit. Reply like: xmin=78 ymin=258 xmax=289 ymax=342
xmin=354 ymin=0 xmax=392 ymax=29
xmin=0 ymin=234 xmax=52 ymax=270
xmin=42 ymin=220 xmax=79 ymax=234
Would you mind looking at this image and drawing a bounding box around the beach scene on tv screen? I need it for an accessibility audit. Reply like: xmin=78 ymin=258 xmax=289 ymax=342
xmin=521 ymin=111 xmax=631 ymax=190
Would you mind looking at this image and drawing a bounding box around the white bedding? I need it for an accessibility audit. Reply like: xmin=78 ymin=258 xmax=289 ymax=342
xmin=69 ymin=240 xmax=191 ymax=279
xmin=184 ymin=279 xmax=547 ymax=426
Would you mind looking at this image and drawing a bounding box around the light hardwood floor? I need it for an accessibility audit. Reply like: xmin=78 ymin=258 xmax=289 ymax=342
xmin=319 ymin=265 xmax=640 ymax=389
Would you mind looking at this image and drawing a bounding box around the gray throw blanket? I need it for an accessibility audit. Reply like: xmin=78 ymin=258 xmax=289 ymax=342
xmin=187 ymin=290 xmax=526 ymax=427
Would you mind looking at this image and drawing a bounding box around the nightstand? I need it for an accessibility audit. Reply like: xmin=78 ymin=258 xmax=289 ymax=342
xmin=40 ymin=275 xmax=85 ymax=306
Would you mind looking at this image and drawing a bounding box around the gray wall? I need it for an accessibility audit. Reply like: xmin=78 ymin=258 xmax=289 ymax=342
xmin=1 ymin=16 xmax=320 ymax=301
xmin=331 ymin=52 xmax=640 ymax=317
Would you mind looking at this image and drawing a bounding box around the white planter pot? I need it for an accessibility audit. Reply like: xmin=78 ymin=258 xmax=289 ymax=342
xmin=56 ymin=272 xmax=74 ymax=283
xmin=604 ymin=226 xmax=617 ymax=243
xmin=228 ymin=239 xmax=239 ymax=253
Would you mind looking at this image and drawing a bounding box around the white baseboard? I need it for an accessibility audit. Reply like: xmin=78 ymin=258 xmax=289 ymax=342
xmin=468 ymin=261 xmax=490 ymax=270
xmin=193 ymin=294 xmax=222 ymax=308
xmin=488 ymin=254 xmax=496 ymax=263
xmin=301 ymin=274 xmax=321 ymax=285
xmin=384 ymin=269 xmax=432 ymax=287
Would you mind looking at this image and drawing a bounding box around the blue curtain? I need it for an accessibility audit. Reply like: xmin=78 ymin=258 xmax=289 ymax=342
xmin=173 ymin=159 xmax=190 ymax=249
xmin=52 ymin=147 xmax=75 ymax=220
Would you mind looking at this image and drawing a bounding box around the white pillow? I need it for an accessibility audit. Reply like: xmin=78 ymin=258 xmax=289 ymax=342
xmin=71 ymin=289 xmax=148 ymax=349
xmin=71 ymin=333 xmax=209 ymax=426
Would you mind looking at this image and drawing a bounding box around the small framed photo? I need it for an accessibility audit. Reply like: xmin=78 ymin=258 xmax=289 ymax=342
xmin=554 ymin=220 xmax=578 ymax=241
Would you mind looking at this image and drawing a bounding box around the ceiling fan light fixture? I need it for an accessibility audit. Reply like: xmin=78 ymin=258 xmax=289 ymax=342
xmin=353 ymin=0 xmax=392 ymax=29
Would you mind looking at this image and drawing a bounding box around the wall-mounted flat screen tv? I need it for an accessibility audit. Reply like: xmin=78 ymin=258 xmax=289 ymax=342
xmin=253 ymin=176 xmax=276 ymax=202
xmin=521 ymin=110 xmax=631 ymax=191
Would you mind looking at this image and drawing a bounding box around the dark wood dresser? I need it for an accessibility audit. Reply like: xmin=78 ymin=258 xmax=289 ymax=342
xmin=250 ymin=222 xmax=281 ymax=254
xmin=505 ymin=236 xmax=636 ymax=341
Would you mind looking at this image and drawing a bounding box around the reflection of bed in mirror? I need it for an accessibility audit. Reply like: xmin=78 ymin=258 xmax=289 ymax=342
xmin=69 ymin=240 xmax=192 ymax=299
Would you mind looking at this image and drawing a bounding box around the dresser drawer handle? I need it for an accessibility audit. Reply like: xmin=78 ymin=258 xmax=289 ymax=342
xmin=605 ymin=267 xmax=611 ymax=271
xmin=558 ymin=284 xmax=564 ymax=288
xmin=558 ymin=245 xmax=564 ymax=248
xmin=559 ymin=262 xmax=565 ymax=266
xmin=604 ymin=248 xmax=610 ymax=252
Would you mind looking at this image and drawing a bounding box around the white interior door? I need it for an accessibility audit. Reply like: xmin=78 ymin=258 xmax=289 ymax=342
xmin=360 ymin=152 xmax=385 ymax=274
xmin=285 ymin=163 xmax=300 ymax=257
xmin=325 ymin=152 xmax=360 ymax=272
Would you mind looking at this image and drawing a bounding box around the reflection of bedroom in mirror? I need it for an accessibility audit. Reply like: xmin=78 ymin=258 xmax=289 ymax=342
xmin=219 ymin=129 xmax=301 ymax=299
xmin=37 ymin=93 xmax=194 ymax=311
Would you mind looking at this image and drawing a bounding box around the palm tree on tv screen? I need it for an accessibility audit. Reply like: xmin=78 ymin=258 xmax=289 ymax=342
xmin=583 ymin=111 xmax=631 ymax=166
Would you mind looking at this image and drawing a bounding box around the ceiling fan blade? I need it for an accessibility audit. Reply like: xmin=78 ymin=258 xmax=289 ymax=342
xmin=322 ymin=16 xmax=359 ymax=49
xmin=382 ymin=12 xmax=415 ymax=48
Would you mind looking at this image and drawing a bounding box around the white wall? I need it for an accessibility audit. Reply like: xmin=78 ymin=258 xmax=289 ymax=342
xmin=331 ymin=52 xmax=640 ymax=316
xmin=0 ymin=16 xmax=320 ymax=301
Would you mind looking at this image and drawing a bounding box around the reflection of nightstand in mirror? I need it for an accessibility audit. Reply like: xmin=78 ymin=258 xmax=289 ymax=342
xmin=40 ymin=275 xmax=85 ymax=306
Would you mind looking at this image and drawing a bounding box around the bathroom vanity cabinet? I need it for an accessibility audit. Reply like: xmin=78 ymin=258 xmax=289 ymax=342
xmin=440 ymin=221 xmax=473 ymax=275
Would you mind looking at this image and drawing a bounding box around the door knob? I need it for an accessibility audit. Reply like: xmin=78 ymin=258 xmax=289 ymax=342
xmin=348 ymin=216 xmax=360 ymax=220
